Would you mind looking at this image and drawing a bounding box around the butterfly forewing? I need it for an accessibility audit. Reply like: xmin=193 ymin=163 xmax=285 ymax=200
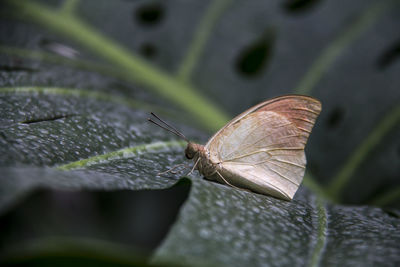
xmin=206 ymin=95 xmax=321 ymax=200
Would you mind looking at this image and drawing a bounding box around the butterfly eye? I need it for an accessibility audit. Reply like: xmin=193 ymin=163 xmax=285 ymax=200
xmin=185 ymin=151 xmax=194 ymax=159
xmin=185 ymin=145 xmax=196 ymax=159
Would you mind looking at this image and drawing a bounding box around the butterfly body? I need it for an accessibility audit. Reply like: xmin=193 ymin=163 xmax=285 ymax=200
xmin=185 ymin=143 xmax=220 ymax=177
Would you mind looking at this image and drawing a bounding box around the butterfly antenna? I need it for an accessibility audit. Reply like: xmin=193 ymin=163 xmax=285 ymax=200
xmin=148 ymin=113 xmax=189 ymax=142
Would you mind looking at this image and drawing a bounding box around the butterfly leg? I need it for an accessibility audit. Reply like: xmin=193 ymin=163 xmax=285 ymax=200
xmin=215 ymin=171 xmax=242 ymax=190
xmin=215 ymin=171 xmax=253 ymax=194
xmin=158 ymin=163 xmax=188 ymax=176
xmin=187 ymin=157 xmax=201 ymax=176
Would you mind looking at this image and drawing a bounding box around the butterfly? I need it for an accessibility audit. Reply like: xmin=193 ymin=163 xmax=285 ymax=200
xmin=149 ymin=95 xmax=321 ymax=200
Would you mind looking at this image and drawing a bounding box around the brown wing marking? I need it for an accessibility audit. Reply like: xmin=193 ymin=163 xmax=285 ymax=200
xmin=255 ymin=95 xmax=321 ymax=138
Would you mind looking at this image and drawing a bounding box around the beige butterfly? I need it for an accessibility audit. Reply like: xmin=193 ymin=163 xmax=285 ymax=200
xmin=149 ymin=95 xmax=321 ymax=200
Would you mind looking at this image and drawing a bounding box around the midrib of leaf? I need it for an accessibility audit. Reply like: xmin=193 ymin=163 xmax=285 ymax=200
xmin=6 ymin=0 xmax=230 ymax=132
xmin=309 ymin=197 xmax=328 ymax=267
xmin=57 ymin=140 xmax=186 ymax=171
xmin=0 ymin=86 xmax=176 ymax=117
xmin=293 ymin=0 xmax=395 ymax=95
xmin=303 ymin=173 xmax=333 ymax=202
xmin=176 ymin=0 xmax=233 ymax=81
xmin=327 ymin=104 xmax=400 ymax=200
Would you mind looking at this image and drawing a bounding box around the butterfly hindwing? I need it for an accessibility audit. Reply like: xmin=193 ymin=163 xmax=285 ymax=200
xmin=205 ymin=95 xmax=321 ymax=200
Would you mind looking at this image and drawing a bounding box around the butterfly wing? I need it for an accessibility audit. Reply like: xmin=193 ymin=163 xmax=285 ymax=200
xmin=205 ymin=95 xmax=321 ymax=200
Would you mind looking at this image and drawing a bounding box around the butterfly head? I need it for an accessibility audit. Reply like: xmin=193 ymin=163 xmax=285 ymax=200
xmin=185 ymin=142 xmax=204 ymax=159
xmin=146 ymin=113 xmax=206 ymax=161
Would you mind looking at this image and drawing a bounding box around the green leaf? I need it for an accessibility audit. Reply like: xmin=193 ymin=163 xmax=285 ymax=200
xmin=153 ymin=179 xmax=400 ymax=266
xmin=1 ymin=0 xmax=400 ymax=266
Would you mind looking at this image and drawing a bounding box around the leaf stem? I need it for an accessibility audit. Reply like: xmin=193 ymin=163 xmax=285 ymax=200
xmin=7 ymin=0 xmax=230 ymax=132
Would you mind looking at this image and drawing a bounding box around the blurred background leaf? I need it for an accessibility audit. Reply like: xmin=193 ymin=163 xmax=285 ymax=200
xmin=0 ymin=0 xmax=399 ymax=266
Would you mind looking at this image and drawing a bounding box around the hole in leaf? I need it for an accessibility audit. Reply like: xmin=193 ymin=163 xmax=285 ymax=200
xmin=135 ymin=2 xmax=164 ymax=26
xmin=139 ymin=43 xmax=157 ymax=59
xmin=376 ymin=39 xmax=400 ymax=70
xmin=0 ymin=180 xmax=191 ymax=258
xmin=235 ymin=29 xmax=275 ymax=78
xmin=283 ymin=0 xmax=321 ymax=13
xmin=326 ymin=107 xmax=345 ymax=128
